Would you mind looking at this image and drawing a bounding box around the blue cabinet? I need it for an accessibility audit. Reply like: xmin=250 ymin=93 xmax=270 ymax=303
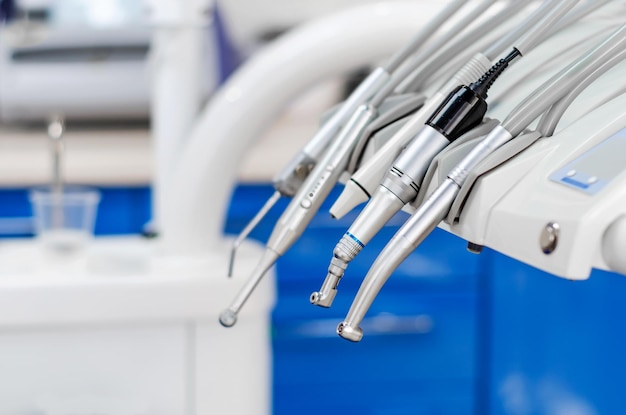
xmin=226 ymin=184 xmax=484 ymax=415
xmin=0 ymin=183 xmax=486 ymax=414
xmin=488 ymin=253 xmax=626 ymax=415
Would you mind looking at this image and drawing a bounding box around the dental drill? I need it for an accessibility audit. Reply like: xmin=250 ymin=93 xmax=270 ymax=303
xmin=330 ymin=0 xmax=617 ymax=220
xmin=311 ymin=0 xmax=582 ymax=308
xmin=337 ymin=23 xmax=626 ymax=342
xmin=226 ymin=0 xmax=472 ymax=276
xmin=220 ymin=0 xmax=515 ymax=325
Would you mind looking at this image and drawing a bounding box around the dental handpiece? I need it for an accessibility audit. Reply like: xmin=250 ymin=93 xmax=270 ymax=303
xmin=312 ymin=49 xmax=521 ymax=308
xmin=337 ymin=124 xmax=514 ymax=342
xmin=330 ymin=0 xmax=586 ymax=219
xmin=220 ymin=104 xmax=377 ymax=327
xmin=227 ymin=0 xmax=474 ymax=276
xmin=310 ymin=126 xmax=449 ymax=307
xmin=275 ymin=68 xmax=391 ymax=197
xmin=317 ymin=0 xmax=585 ymax=308
xmin=227 ymin=68 xmax=390 ymax=276
xmin=329 ymin=54 xmax=492 ymax=219
xmin=337 ymin=22 xmax=626 ymax=341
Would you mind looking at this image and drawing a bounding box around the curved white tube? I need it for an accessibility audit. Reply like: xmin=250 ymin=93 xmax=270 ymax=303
xmin=162 ymin=1 xmax=447 ymax=254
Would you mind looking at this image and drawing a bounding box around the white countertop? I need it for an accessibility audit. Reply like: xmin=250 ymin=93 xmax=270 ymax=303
xmin=0 ymin=236 xmax=274 ymax=327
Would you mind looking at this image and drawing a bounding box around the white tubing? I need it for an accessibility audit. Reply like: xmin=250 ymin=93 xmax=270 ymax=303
xmin=151 ymin=26 xmax=205 ymax=233
xmin=162 ymin=1 xmax=447 ymax=254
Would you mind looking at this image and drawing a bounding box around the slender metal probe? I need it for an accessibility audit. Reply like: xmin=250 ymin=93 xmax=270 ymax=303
xmin=222 ymin=105 xmax=376 ymax=325
xmin=228 ymin=190 xmax=281 ymax=277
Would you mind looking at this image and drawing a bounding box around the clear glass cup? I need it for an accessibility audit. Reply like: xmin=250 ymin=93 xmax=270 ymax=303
xmin=29 ymin=187 xmax=101 ymax=253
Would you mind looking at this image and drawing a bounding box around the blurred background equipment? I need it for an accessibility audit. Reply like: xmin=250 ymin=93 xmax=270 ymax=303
xmin=0 ymin=0 xmax=219 ymax=123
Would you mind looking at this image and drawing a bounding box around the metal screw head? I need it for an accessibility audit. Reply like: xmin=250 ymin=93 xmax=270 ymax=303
xmin=540 ymin=222 xmax=560 ymax=254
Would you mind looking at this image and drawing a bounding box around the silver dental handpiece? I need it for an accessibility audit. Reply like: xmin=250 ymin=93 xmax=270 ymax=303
xmin=329 ymin=54 xmax=492 ymax=219
xmin=227 ymin=0 xmax=476 ymax=276
xmin=315 ymin=0 xmax=586 ymax=308
xmin=337 ymin=21 xmax=626 ymax=341
xmin=220 ymin=104 xmax=377 ymax=327
xmin=337 ymin=124 xmax=514 ymax=342
xmin=330 ymin=0 xmax=592 ymax=220
xmin=274 ymin=68 xmax=391 ymax=197
xmin=310 ymin=124 xmax=450 ymax=307
xmin=227 ymin=68 xmax=390 ymax=276
xmin=312 ymin=47 xmax=522 ymax=308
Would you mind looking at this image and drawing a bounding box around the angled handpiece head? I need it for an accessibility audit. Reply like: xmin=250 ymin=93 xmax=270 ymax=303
xmin=337 ymin=179 xmax=459 ymax=342
xmin=336 ymin=321 xmax=363 ymax=342
xmin=312 ymin=183 xmax=405 ymax=309
xmin=310 ymin=236 xmax=361 ymax=307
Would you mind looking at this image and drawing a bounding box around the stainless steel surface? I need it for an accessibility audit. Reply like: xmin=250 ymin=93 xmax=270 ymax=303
xmin=309 ymin=270 xmax=339 ymax=307
xmin=448 ymin=125 xmax=513 ymax=186
xmin=393 ymin=125 xmax=450 ymax=188
xmin=314 ymin=127 xmax=451 ymax=308
xmin=540 ymin=221 xmax=560 ymax=254
xmin=301 ymin=68 xmax=390 ymax=160
xmin=273 ymin=152 xmax=316 ymax=198
xmin=349 ymin=187 xmax=406 ymax=244
xmin=339 ymin=179 xmax=459 ymax=342
xmin=228 ymin=190 xmax=281 ymax=277
xmin=266 ymin=105 xmax=376 ymax=256
xmin=338 ymin=126 xmax=521 ymax=340
xmin=310 ymin=238 xmax=359 ymax=307
xmin=219 ymin=248 xmax=279 ymax=327
xmin=222 ymin=106 xmax=376 ymax=325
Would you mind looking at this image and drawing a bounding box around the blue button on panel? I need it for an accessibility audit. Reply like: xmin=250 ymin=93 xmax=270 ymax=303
xmin=550 ymin=127 xmax=626 ymax=195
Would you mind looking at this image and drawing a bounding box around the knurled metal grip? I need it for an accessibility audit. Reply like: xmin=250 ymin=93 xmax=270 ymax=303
xmin=328 ymin=256 xmax=349 ymax=276
xmin=335 ymin=233 xmax=364 ymax=262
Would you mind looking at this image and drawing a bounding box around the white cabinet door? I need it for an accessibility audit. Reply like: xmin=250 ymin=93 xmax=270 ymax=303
xmin=0 ymin=323 xmax=188 ymax=415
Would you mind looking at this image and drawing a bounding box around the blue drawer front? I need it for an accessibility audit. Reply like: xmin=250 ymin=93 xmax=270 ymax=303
xmin=226 ymin=184 xmax=482 ymax=415
xmin=274 ymin=380 xmax=474 ymax=415
xmin=489 ymin=253 xmax=626 ymax=415
xmin=273 ymin=293 xmax=478 ymax=382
